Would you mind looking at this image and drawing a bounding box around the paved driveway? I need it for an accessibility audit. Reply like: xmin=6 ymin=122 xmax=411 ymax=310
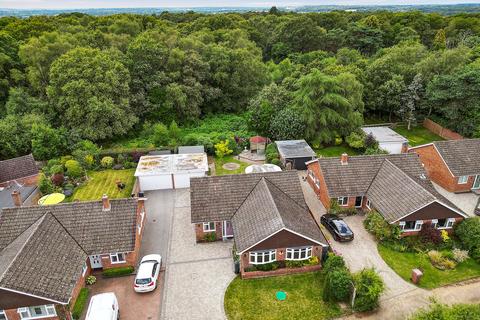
xmin=161 ymin=188 xmax=235 ymax=320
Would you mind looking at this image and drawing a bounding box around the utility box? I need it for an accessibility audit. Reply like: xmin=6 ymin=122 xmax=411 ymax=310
xmin=411 ymin=268 xmax=423 ymax=284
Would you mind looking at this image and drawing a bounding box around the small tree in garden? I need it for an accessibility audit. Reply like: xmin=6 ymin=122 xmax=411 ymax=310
xmin=346 ymin=131 xmax=365 ymax=149
xmin=364 ymin=133 xmax=378 ymax=149
xmin=419 ymin=223 xmax=442 ymax=244
xmin=323 ymin=269 xmax=353 ymax=302
xmin=364 ymin=211 xmax=400 ymax=241
xmin=455 ymin=217 xmax=480 ymax=262
xmin=39 ymin=173 xmax=55 ymax=195
xmin=323 ymin=253 xmax=347 ymax=273
xmin=214 ymin=140 xmax=233 ymax=158
xmin=399 ymin=74 xmax=423 ymax=130
xmin=353 ymin=268 xmax=385 ymax=312
xmin=101 ymin=156 xmax=114 ymax=169
xmin=152 ymin=123 xmax=169 ymax=147
xmin=65 ymin=160 xmax=83 ymax=179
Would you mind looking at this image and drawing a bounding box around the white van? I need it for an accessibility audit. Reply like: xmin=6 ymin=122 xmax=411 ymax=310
xmin=85 ymin=292 xmax=119 ymax=320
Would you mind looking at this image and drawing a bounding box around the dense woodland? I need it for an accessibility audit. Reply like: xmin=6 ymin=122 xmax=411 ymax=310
xmin=1 ymin=9 xmax=480 ymax=160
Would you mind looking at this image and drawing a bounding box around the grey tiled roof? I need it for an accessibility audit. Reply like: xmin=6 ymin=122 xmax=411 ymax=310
xmin=433 ymin=139 xmax=480 ymax=176
xmin=276 ymin=140 xmax=316 ymax=158
xmin=318 ymin=153 xmax=426 ymax=197
xmin=0 ymin=154 xmax=38 ymax=184
xmin=367 ymin=160 xmax=436 ymax=222
xmin=0 ymin=214 xmax=87 ymax=304
xmin=190 ymin=171 xmax=306 ymax=223
xmin=232 ymin=178 xmax=326 ymax=252
xmin=0 ymin=185 xmax=37 ymax=209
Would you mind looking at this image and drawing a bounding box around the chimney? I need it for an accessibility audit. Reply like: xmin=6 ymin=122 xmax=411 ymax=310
xmin=341 ymin=153 xmax=348 ymax=165
xmin=11 ymin=190 xmax=22 ymax=207
xmin=102 ymin=194 xmax=111 ymax=211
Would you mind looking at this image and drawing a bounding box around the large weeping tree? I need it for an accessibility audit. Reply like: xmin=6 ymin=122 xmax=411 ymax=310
xmin=293 ymin=68 xmax=364 ymax=143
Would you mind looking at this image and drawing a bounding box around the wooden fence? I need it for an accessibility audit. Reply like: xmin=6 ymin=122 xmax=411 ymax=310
xmin=423 ymin=118 xmax=463 ymax=140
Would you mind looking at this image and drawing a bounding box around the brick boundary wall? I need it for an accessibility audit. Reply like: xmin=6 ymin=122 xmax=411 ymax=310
xmin=241 ymin=264 xmax=322 ymax=279
xmin=423 ymin=118 xmax=463 ymax=140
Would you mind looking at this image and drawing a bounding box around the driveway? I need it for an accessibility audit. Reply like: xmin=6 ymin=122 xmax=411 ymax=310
xmin=161 ymin=188 xmax=236 ymax=320
xmin=433 ymin=182 xmax=479 ymax=217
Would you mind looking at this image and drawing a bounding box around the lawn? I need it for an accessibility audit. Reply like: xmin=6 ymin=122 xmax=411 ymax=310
xmin=378 ymin=244 xmax=480 ymax=289
xmin=315 ymin=144 xmax=360 ymax=157
xmin=214 ymin=156 xmax=249 ymax=175
xmin=72 ymin=169 xmax=136 ymax=201
xmin=393 ymin=125 xmax=443 ymax=147
xmin=224 ymin=272 xmax=344 ymax=320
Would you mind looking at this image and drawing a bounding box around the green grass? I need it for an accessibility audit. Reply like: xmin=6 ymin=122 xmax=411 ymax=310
xmin=378 ymin=244 xmax=480 ymax=289
xmin=72 ymin=169 xmax=136 ymax=201
xmin=224 ymin=272 xmax=344 ymax=320
xmin=393 ymin=125 xmax=443 ymax=147
xmin=315 ymin=144 xmax=360 ymax=157
xmin=72 ymin=288 xmax=89 ymax=319
xmin=214 ymin=156 xmax=249 ymax=175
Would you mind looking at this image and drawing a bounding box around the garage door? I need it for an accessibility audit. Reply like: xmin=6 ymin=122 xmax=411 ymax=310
xmin=139 ymin=175 xmax=173 ymax=191
xmin=379 ymin=142 xmax=402 ymax=154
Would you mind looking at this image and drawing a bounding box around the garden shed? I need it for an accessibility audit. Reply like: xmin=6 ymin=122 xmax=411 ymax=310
xmin=361 ymin=126 xmax=408 ymax=154
xmin=135 ymin=153 xmax=208 ymax=191
xmin=276 ymin=140 xmax=316 ymax=170
xmin=249 ymin=136 xmax=268 ymax=154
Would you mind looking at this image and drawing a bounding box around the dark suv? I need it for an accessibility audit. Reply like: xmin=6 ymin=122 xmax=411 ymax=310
xmin=320 ymin=214 xmax=354 ymax=242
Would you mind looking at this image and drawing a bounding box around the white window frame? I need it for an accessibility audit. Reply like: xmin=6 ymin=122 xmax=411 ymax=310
xmin=400 ymin=220 xmax=423 ymax=232
xmin=17 ymin=305 xmax=56 ymax=319
xmin=82 ymin=262 xmax=88 ymax=277
xmin=435 ymin=218 xmax=455 ymax=229
xmin=458 ymin=175 xmax=469 ymax=184
xmin=286 ymin=247 xmax=312 ymax=261
xmin=249 ymin=250 xmax=276 ymax=265
xmin=338 ymin=197 xmax=348 ymax=206
xmin=203 ymin=222 xmax=216 ymax=232
xmin=0 ymin=310 xmax=7 ymax=320
xmin=110 ymin=252 xmax=126 ymax=264
xmin=366 ymin=199 xmax=371 ymax=210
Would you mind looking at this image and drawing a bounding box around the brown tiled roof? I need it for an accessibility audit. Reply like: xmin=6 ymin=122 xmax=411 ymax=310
xmin=0 ymin=154 xmax=38 ymax=184
xmin=0 ymin=214 xmax=87 ymax=304
xmin=232 ymin=178 xmax=326 ymax=252
xmin=433 ymin=139 xmax=480 ymax=177
xmin=190 ymin=171 xmax=305 ymax=223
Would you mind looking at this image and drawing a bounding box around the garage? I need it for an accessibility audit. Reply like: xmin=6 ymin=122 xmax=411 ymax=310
xmin=361 ymin=126 xmax=408 ymax=154
xmin=135 ymin=153 xmax=208 ymax=191
xmin=276 ymin=140 xmax=317 ymax=170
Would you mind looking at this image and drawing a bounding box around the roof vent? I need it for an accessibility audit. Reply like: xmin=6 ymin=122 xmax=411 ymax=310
xmin=419 ymin=174 xmax=427 ymax=180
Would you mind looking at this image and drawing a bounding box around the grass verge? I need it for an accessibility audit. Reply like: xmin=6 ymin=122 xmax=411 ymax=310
xmin=72 ymin=287 xmax=89 ymax=319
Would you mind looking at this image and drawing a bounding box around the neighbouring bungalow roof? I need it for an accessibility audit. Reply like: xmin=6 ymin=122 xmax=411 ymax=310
xmin=361 ymin=126 xmax=408 ymax=143
xmin=245 ymin=164 xmax=282 ymax=174
xmin=232 ymin=178 xmax=326 ymax=253
xmin=134 ymin=153 xmax=208 ymax=177
xmin=0 ymin=154 xmax=38 ymax=184
xmin=178 ymin=146 xmax=205 ymax=154
xmin=432 ymin=139 xmax=480 ymax=177
xmin=0 ymin=198 xmax=140 ymax=305
xmin=275 ymin=140 xmax=316 ymax=159
xmin=0 ymin=184 xmax=37 ymax=209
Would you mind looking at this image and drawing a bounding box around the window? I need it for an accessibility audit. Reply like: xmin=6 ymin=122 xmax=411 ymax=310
xmin=286 ymin=247 xmax=312 ymax=261
xmin=249 ymin=250 xmax=276 ymax=265
xmin=338 ymin=197 xmax=348 ymax=206
xmin=458 ymin=176 xmax=469 ymax=184
xmin=203 ymin=222 xmax=215 ymax=232
xmin=18 ymin=305 xmax=56 ymax=319
xmin=82 ymin=262 xmax=88 ymax=277
xmin=110 ymin=252 xmax=126 ymax=264
xmin=400 ymin=220 xmax=423 ymax=232
xmin=366 ymin=199 xmax=371 ymax=210
xmin=433 ymin=218 xmax=455 ymax=229
xmin=0 ymin=310 xmax=6 ymax=320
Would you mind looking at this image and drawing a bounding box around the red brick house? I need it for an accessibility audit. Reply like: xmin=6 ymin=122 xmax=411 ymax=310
xmin=306 ymin=153 xmax=467 ymax=236
xmin=0 ymin=195 xmax=146 ymax=320
xmin=0 ymin=154 xmax=39 ymax=188
xmin=191 ymin=171 xmax=328 ymax=278
xmin=409 ymin=139 xmax=480 ymax=193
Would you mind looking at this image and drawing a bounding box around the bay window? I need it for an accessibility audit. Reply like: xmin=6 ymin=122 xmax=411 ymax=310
xmin=286 ymin=247 xmax=312 ymax=260
xmin=18 ymin=305 xmax=56 ymax=319
xmin=249 ymin=250 xmax=276 ymax=265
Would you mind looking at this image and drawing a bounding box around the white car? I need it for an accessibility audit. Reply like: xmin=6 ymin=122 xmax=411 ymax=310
xmin=134 ymin=254 xmax=162 ymax=293
xmin=85 ymin=292 xmax=119 ymax=320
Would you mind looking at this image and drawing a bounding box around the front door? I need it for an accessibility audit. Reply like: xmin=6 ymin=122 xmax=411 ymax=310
xmin=89 ymin=255 xmax=103 ymax=269
xmin=222 ymin=221 xmax=234 ymax=239
xmin=473 ymin=175 xmax=480 ymax=190
xmin=355 ymin=196 xmax=363 ymax=208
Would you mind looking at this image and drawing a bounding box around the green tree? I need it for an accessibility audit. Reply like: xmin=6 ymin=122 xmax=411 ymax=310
xmin=31 ymin=123 xmax=66 ymax=160
xmin=433 ymin=29 xmax=447 ymax=50
xmin=65 ymin=159 xmax=83 ymax=178
xmin=399 ymin=74 xmax=423 ymax=130
xmin=5 ymin=87 xmax=49 ymax=116
xmin=270 ymin=107 xmax=305 ymax=140
xmin=353 ymin=268 xmax=385 ymax=312
xmin=214 ymin=140 xmax=233 ymax=158
xmin=47 ymin=47 xmax=137 ymax=141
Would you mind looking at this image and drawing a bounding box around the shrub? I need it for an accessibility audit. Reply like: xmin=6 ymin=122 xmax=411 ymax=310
xmin=323 ymin=269 xmax=353 ymax=302
xmin=308 ymin=256 xmax=319 ymax=265
xmin=152 ymin=123 xmax=169 ymax=147
xmin=214 ymin=140 xmax=233 ymax=158
xmin=353 ymin=268 xmax=385 ymax=312
xmin=49 ymin=164 xmax=64 ymax=175
xmin=455 ymin=218 xmax=480 ymax=254
xmin=471 ymin=247 xmax=480 ymax=262
xmin=204 ymin=232 xmax=216 ymax=242
xmin=452 ymin=248 xmax=469 ymax=263
xmin=39 ymin=173 xmax=55 ymax=195
xmin=84 ymin=154 xmax=95 ymax=169
xmin=270 ymin=158 xmax=282 ymax=166
xmin=85 ymin=275 xmax=96 ymax=285
xmin=440 ymin=230 xmax=450 ymax=243
xmin=72 ymin=288 xmax=89 ymax=319
xmin=285 ymin=260 xmax=306 ymax=268
xmin=266 ymin=152 xmax=279 ymax=163
xmin=364 ymin=211 xmax=399 ymax=241
xmin=427 ymin=250 xmax=456 ymax=270
xmin=364 ymin=133 xmax=378 ymax=149
xmin=65 ymin=160 xmax=83 ymax=178
xmin=255 ymin=262 xmax=280 ymax=271
xmin=73 ymin=140 xmax=100 ymax=169
xmin=409 ymin=302 xmax=480 ymax=320
xmin=419 ymin=223 xmax=443 ymax=245
xmin=102 ymin=266 xmax=134 ymax=278
xmin=346 ymin=131 xmax=365 ymax=149
xmin=100 ymin=156 xmax=114 ymax=168
xmin=266 ymin=143 xmax=277 ymax=155
xmin=244 ymin=266 xmax=257 ymax=272
xmin=323 ymin=253 xmax=347 ymax=273
xmin=51 ymin=173 xmax=64 ymax=186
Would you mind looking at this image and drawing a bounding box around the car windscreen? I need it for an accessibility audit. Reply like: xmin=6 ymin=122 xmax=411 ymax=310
xmin=135 ymin=278 xmax=152 ymax=285
xmin=333 ymin=220 xmax=352 ymax=235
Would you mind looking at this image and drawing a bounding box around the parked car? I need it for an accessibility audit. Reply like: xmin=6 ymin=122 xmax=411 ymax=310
xmin=134 ymin=254 xmax=162 ymax=293
xmin=320 ymin=214 xmax=354 ymax=242
xmin=85 ymin=292 xmax=119 ymax=320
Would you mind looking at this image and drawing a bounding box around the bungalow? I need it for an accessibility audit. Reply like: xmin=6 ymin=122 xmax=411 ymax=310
xmin=0 ymin=154 xmax=39 ymax=188
xmin=190 ymin=171 xmax=328 ymax=277
xmin=409 ymin=139 xmax=480 ymax=193
xmin=0 ymin=195 xmax=146 ymax=319
xmin=306 ymin=153 xmax=467 ymax=236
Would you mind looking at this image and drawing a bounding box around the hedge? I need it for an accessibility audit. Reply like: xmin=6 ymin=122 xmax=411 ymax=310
xmin=102 ymin=266 xmax=134 ymax=278
xmin=72 ymin=288 xmax=89 ymax=319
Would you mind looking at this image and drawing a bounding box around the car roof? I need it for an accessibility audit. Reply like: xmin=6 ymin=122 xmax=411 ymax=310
xmin=86 ymin=293 xmax=116 ymax=320
xmin=137 ymin=261 xmax=155 ymax=278
xmin=141 ymin=254 xmax=161 ymax=263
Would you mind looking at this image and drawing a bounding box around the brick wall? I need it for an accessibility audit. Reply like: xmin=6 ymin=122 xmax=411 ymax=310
xmin=0 ymin=174 xmax=39 ymax=188
xmin=194 ymin=221 xmax=223 ymax=242
xmin=423 ymin=118 xmax=463 ymax=140
xmin=307 ymin=162 xmax=331 ymax=209
xmin=410 ymin=145 xmax=474 ymax=192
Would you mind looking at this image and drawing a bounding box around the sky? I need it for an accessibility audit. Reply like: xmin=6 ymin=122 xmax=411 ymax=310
xmin=2 ymin=0 xmax=480 ymax=9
